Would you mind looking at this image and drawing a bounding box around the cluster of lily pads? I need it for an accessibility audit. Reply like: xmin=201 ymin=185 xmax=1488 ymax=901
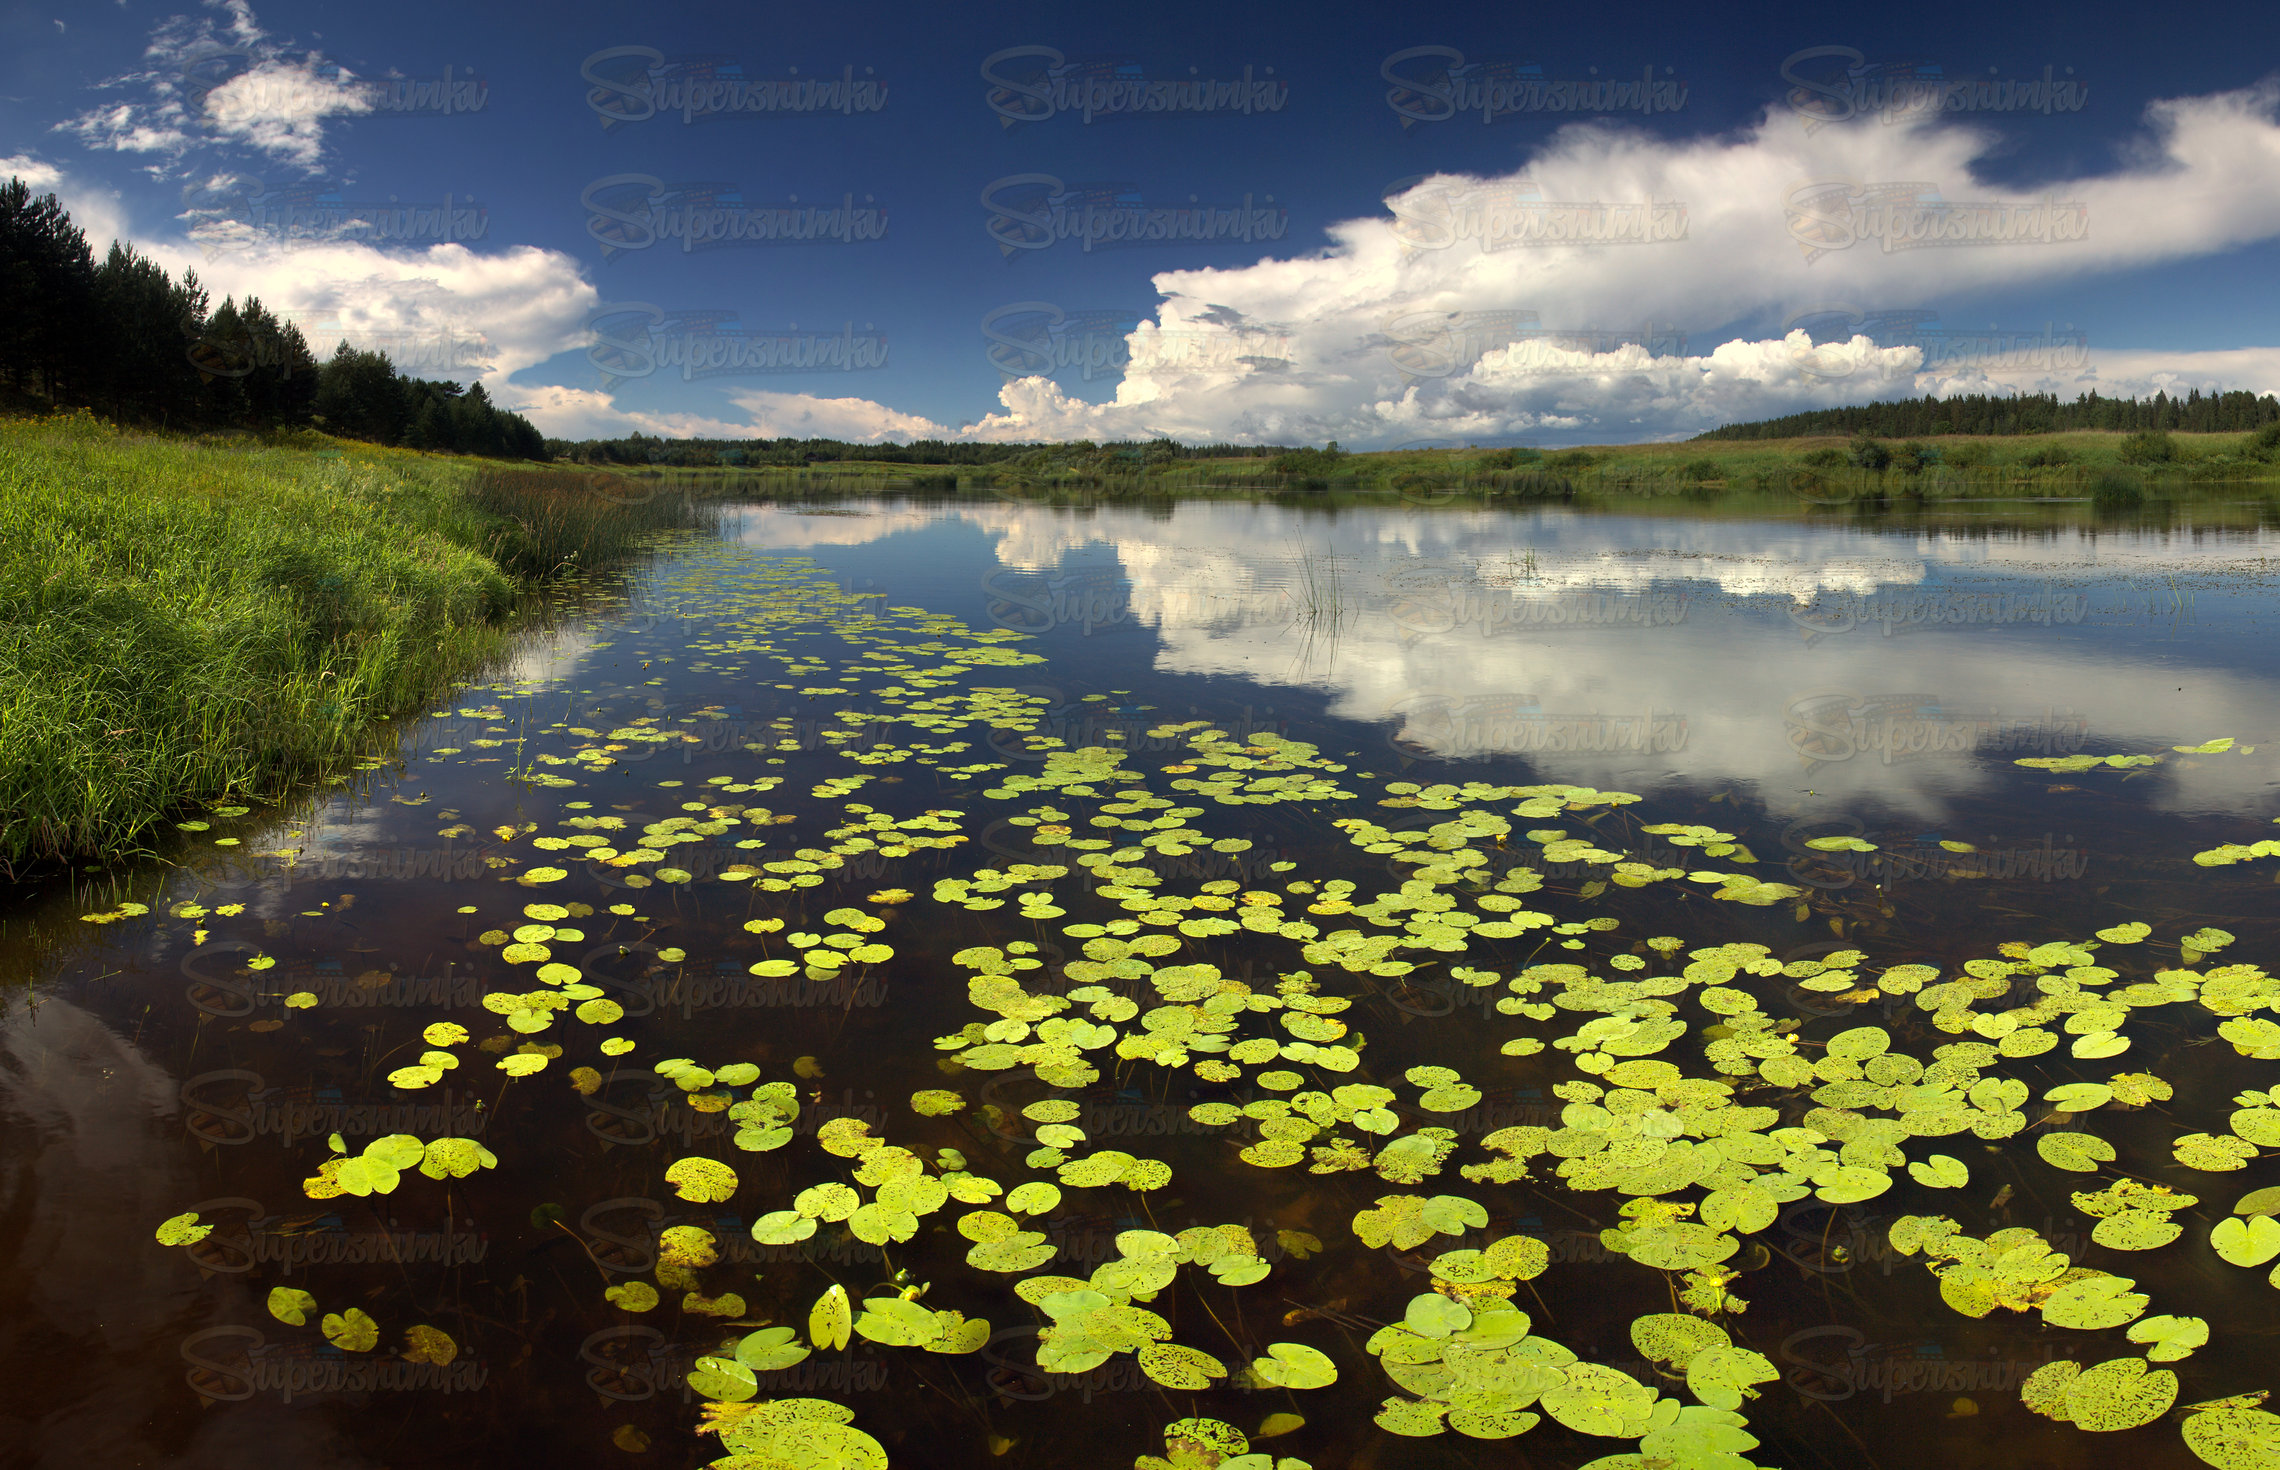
xmin=157 ymin=1200 xmax=467 ymax=1363
xmin=132 ymin=552 xmax=2280 ymax=1469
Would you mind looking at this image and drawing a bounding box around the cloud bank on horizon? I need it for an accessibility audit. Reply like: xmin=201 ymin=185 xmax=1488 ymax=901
xmin=17 ymin=0 xmax=2280 ymax=446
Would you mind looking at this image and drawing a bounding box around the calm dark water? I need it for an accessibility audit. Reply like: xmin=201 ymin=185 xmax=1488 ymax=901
xmin=6 ymin=491 xmax=2280 ymax=1470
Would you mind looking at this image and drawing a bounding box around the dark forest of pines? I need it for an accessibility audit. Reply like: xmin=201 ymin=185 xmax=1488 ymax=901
xmin=1698 ymin=389 xmax=2280 ymax=441
xmin=0 ymin=176 xmax=546 ymax=458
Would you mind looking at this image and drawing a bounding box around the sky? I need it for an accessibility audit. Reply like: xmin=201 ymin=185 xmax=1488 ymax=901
xmin=6 ymin=0 xmax=2280 ymax=447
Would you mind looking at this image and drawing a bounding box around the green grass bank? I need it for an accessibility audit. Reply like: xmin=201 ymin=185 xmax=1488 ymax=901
xmin=0 ymin=412 xmax=701 ymax=874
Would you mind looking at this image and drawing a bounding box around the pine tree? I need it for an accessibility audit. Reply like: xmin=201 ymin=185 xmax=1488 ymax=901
xmin=195 ymin=298 xmax=252 ymax=425
xmin=94 ymin=243 xmax=210 ymax=427
xmin=0 ymin=177 xmax=99 ymax=402
xmin=405 ymin=396 xmax=448 ymax=449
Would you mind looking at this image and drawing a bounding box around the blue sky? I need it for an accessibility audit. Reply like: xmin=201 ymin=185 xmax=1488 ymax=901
xmin=6 ymin=0 xmax=2280 ymax=445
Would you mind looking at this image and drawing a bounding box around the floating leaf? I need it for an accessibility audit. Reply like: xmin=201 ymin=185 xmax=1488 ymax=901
xmin=1375 ymin=1397 xmax=1450 ymax=1437
xmin=266 ymin=1286 xmax=316 ymax=1325
xmin=2021 ymin=1359 xmax=2079 ymax=1421
xmin=2212 ymin=1215 xmax=2280 ymax=1267
xmin=736 ymin=1326 xmax=811 ymax=1373
xmin=848 ymin=1202 xmax=919 ymax=1246
xmin=2111 ymin=1072 xmax=2176 ymax=1106
xmin=2041 ymin=1274 xmax=2149 ymax=1330
xmin=2234 ymin=1109 xmax=2280 ymax=1148
xmin=1138 ymin=1342 xmax=1228 ymax=1390
xmin=1403 ymin=1293 xmax=1472 ymax=1339
xmin=2127 ymin=1315 xmax=2209 ymax=1362
xmin=1687 ymin=1345 xmax=1779 ymax=1411
xmin=688 ymin=1355 xmax=758 ymax=1403
xmin=659 ymin=1225 xmax=719 ymax=1269
xmin=332 ymin=1154 xmax=401 ymax=1196
xmin=2183 ymin=1400 xmax=2280 ymax=1469
xmin=1484 ymin=1233 xmax=1550 ymax=1281
xmin=1624 ymin=1223 xmax=1740 ymax=1272
xmin=402 ymin=1325 xmax=457 ymax=1365
xmin=2037 ymin=1133 xmax=2117 ymax=1172
xmin=663 ymin=1156 xmax=738 ymax=1203
xmin=419 ymin=1137 xmax=495 ymax=1180
xmin=1909 ymin=1155 xmax=1970 ymax=1189
xmin=1813 ymin=1166 xmax=1892 ymax=1204
xmin=968 ymin=1232 xmax=1056 ymax=1273
xmin=2045 ymin=1083 xmax=2113 ymax=1111
xmin=1352 ymin=1194 xmax=1487 ymax=1250
xmin=2064 ymin=1357 xmax=2178 ymax=1431
xmin=751 ymin=1211 xmax=816 ymax=1246
xmin=2093 ymin=1212 xmax=2184 ymax=1251
xmin=321 ymin=1308 xmax=378 ymax=1352
xmin=1156 ymin=1419 xmax=1248 ymax=1464
xmin=154 ymin=1211 xmax=211 ymax=1246
xmin=1250 ymin=1343 xmax=1338 ymax=1390
xmin=1630 ymin=1313 xmax=1729 ymax=1369
xmin=1825 ymin=1025 xmax=1891 ymax=1061
xmin=2177 ymin=1133 xmax=2262 ymax=1172
xmin=785 ymin=1186 xmax=856 ymax=1228
xmin=716 ymin=1408 xmax=886 ymax=1468
xmin=1541 ymin=1363 xmax=1657 ymax=1437
xmin=854 ymin=1296 xmax=942 ymax=1348
xmin=811 ymin=1284 xmax=852 ymax=1351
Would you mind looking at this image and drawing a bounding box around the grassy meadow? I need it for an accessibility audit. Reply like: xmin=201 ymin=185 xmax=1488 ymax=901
xmin=1216 ymin=426 xmax=2280 ymax=497
xmin=0 ymin=412 xmax=701 ymax=873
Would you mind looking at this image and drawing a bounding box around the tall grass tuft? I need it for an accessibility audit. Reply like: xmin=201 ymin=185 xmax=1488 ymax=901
xmin=0 ymin=415 xmax=703 ymax=872
xmin=2089 ymin=468 xmax=2146 ymax=509
xmin=461 ymin=465 xmax=715 ymax=577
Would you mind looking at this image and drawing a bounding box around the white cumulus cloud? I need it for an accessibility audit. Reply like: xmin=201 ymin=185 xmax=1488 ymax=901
xmin=679 ymin=78 xmax=2280 ymax=447
xmin=56 ymin=0 xmax=377 ymax=173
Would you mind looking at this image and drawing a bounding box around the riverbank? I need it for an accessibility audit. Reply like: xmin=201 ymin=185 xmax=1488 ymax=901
xmin=601 ymin=426 xmax=2280 ymax=500
xmin=0 ymin=412 xmax=704 ymax=874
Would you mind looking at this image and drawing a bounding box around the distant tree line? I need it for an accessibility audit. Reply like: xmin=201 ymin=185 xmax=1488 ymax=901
xmin=547 ymin=433 xmax=1031 ymax=467
xmin=544 ymin=433 xmax=1289 ymax=467
xmin=0 ymin=176 xmax=545 ymax=458
xmin=1699 ymin=389 xmax=2280 ymax=441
